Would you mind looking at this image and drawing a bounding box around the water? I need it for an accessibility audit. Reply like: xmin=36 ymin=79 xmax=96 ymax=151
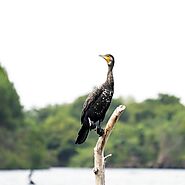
xmin=0 ymin=168 xmax=184 ymax=185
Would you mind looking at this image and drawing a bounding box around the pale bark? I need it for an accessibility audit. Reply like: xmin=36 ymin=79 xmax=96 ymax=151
xmin=93 ymin=105 xmax=126 ymax=185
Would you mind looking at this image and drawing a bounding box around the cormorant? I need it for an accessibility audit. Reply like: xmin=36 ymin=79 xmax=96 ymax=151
xmin=28 ymin=170 xmax=36 ymax=185
xmin=75 ymin=54 xmax=115 ymax=144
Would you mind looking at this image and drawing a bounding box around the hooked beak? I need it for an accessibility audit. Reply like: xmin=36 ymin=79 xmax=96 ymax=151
xmin=99 ymin=54 xmax=110 ymax=64
xmin=99 ymin=55 xmax=109 ymax=63
xmin=99 ymin=54 xmax=105 ymax=59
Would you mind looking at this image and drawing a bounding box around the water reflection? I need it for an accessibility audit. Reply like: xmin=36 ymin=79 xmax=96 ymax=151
xmin=0 ymin=168 xmax=184 ymax=185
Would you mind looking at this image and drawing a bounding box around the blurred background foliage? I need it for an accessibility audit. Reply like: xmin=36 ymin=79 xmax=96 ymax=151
xmin=0 ymin=64 xmax=185 ymax=169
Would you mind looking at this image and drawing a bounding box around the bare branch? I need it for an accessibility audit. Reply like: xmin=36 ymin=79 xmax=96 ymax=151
xmin=104 ymin=154 xmax=112 ymax=161
xmin=94 ymin=105 xmax=126 ymax=185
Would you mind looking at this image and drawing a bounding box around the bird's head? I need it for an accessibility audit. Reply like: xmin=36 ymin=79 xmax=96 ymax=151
xmin=99 ymin=54 xmax=114 ymax=68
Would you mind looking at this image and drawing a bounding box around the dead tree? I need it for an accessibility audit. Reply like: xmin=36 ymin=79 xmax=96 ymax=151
xmin=93 ymin=105 xmax=126 ymax=185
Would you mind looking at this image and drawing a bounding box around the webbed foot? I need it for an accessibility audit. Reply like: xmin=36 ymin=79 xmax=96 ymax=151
xmin=97 ymin=127 xmax=104 ymax=136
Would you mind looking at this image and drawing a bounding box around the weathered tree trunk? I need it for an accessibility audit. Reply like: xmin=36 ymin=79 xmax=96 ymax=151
xmin=93 ymin=105 xmax=126 ymax=185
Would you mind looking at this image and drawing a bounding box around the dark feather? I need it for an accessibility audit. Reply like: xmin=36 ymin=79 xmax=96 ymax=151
xmin=75 ymin=54 xmax=115 ymax=144
xmin=75 ymin=125 xmax=89 ymax=144
xmin=81 ymin=87 xmax=103 ymax=123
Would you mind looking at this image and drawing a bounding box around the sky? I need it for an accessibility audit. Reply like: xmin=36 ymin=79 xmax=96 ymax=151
xmin=0 ymin=0 xmax=185 ymax=109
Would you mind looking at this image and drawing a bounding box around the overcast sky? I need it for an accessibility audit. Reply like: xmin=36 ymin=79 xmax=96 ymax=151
xmin=0 ymin=0 xmax=185 ymax=109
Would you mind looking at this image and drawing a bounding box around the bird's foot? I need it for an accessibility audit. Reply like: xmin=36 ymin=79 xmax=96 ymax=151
xmin=97 ymin=127 xmax=104 ymax=136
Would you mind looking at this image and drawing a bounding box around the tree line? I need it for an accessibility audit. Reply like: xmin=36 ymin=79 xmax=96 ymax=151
xmin=0 ymin=64 xmax=185 ymax=169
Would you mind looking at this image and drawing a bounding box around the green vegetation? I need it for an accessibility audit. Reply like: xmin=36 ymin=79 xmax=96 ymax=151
xmin=0 ymin=64 xmax=185 ymax=169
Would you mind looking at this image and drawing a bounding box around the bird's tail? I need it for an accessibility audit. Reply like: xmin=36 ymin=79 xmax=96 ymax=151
xmin=75 ymin=125 xmax=89 ymax=144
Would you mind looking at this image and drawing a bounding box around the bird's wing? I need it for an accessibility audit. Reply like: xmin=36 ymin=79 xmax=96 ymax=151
xmin=81 ymin=86 xmax=103 ymax=123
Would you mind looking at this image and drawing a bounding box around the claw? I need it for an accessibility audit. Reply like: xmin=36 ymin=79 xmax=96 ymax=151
xmin=97 ymin=127 xmax=104 ymax=136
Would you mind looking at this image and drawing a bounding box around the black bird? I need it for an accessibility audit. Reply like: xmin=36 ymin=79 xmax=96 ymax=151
xmin=75 ymin=54 xmax=115 ymax=144
xmin=28 ymin=170 xmax=36 ymax=185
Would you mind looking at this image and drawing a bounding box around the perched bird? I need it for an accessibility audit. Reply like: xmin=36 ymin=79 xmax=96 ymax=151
xmin=75 ymin=54 xmax=115 ymax=144
xmin=28 ymin=170 xmax=36 ymax=185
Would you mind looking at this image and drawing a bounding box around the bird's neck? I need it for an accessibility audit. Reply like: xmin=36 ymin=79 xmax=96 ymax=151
xmin=106 ymin=68 xmax=114 ymax=90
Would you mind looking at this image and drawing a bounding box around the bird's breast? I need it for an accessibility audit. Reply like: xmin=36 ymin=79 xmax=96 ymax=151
xmin=102 ymin=89 xmax=113 ymax=100
xmin=92 ymin=89 xmax=113 ymax=114
xmin=85 ymin=88 xmax=113 ymax=123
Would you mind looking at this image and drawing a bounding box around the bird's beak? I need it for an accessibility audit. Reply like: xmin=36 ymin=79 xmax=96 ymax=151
xmin=99 ymin=54 xmax=105 ymax=59
xmin=99 ymin=55 xmax=110 ymax=64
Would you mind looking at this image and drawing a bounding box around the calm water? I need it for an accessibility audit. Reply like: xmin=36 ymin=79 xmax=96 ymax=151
xmin=0 ymin=168 xmax=184 ymax=185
